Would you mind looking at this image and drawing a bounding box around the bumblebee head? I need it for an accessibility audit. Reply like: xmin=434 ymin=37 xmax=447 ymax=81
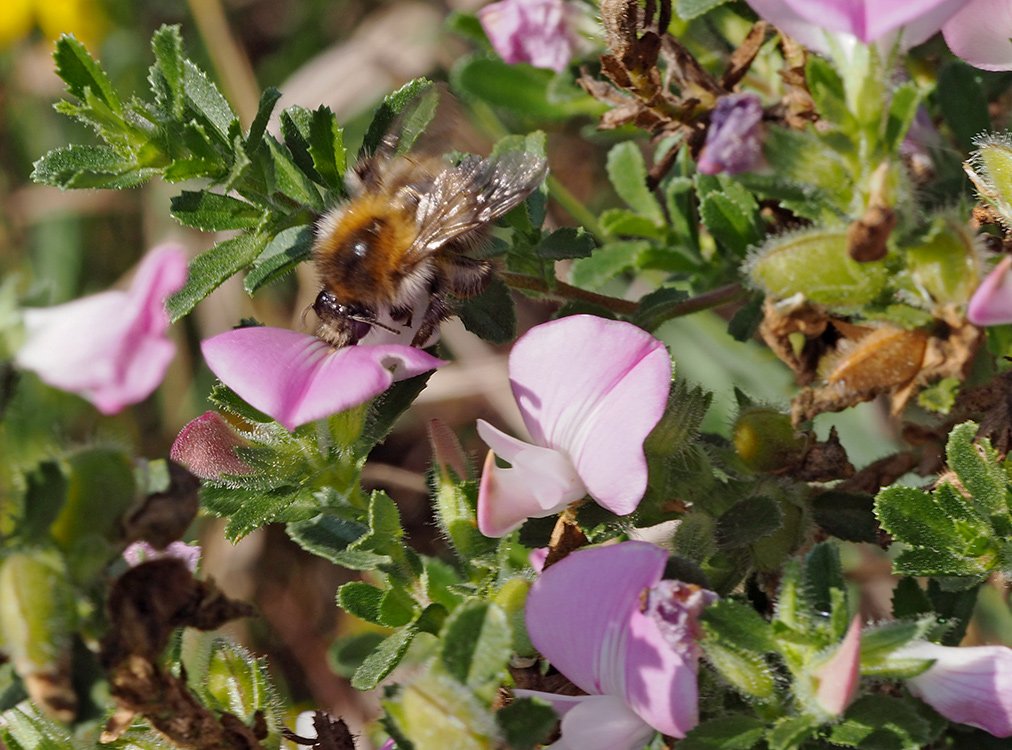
xmin=313 ymin=290 xmax=375 ymax=346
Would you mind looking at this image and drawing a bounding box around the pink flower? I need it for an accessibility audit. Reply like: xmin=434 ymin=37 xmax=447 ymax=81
xmin=170 ymin=411 xmax=252 ymax=480
xmin=200 ymin=327 xmax=444 ymax=432
xmin=478 ymin=0 xmax=574 ymax=73
xmin=746 ymin=0 xmax=1012 ymax=70
xmin=518 ymin=541 xmax=716 ymax=748
xmin=475 ymin=315 xmax=672 ymax=537
xmin=812 ymin=615 xmax=862 ymax=717
xmin=14 ymin=244 xmax=187 ymax=414
xmin=968 ymin=256 xmax=1012 ymax=326
xmin=123 ymin=540 xmax=201 ymax=572
xmin=895 ymin=641 xmax=1012 ymax=737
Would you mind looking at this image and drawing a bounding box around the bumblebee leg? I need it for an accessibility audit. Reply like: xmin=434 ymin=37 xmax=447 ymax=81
xmin=440 ymin=257 xmax=494 ymax=299
xmin=411 ymin=293 xmax=452 ymax=347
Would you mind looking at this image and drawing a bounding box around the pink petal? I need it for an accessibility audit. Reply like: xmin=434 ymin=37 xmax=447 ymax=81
xmin=968 ymin=256 xmax=1012 ymax=326
xmin=478 ymin=0 xmax=573 ymax=72
xmin=201 ymin=327 xmax=444 ymax=431
xmin=123 ymin=541 xmax=201 ymax=572
xmin=552 ymin=694 xmax=657 ymax=750
xmin=745 ymin=0 xmax=836 ymax=51
xmin=813 ymin=615 xmax=862 ymax=717
xmin=508 ymin=316 xmax=671 ymax=516
xmin=170 ymin=411 xmax=252 ymax=480
xmin=898 ymin=642 xmax=1012 ymax=737
xmin=943 ymin=0 xmax=1012 ymax=71
xmin=779 ymin=0 xmax=959 ymax=44
xmin=15 ymin=245 xmax=187 ymax=414
xmin=525 ymin=542 xmax=668 ymax=698
xmin=476 ymin=420 xmax=587 ymax=537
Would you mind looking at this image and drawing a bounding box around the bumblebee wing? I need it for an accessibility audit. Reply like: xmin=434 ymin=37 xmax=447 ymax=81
xmin=406 ymin=150 xmax=548 ymax=258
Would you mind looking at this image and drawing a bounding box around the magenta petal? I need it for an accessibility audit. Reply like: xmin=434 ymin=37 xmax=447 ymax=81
xmin=899 ymin=642 xmax=1012 ymax=737
xmin=15 ymin=244 xmax=187 ymax=414
xmin=201 ymin=327 xmax=444 ymax=431
xmin=508 ymin=316 xmax=671 ymax=516
xmin=478 ymin=0 xmax=573 ymax=72
xmin=525 ymin=542 xmax=668 ymax=697
xmin=968 ymin=256 xmax=1012 ymax=326
xmin=779 ymin=0 xmax=958 ymax=43
xmin=943 ymin=0 xmax=1012 ymax=71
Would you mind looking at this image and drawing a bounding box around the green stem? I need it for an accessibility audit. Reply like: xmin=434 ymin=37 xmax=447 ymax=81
xmin=637 ymin=283 xmax=746 ymax=330
xmin=501 ymin=272 xmax=638 ymax=315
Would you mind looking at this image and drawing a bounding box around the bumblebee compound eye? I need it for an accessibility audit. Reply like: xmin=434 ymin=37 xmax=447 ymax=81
xmin=312 ymin=290 xmax=375 ymax=345
xmin=313 ymin=290 xmax=342 ymax=320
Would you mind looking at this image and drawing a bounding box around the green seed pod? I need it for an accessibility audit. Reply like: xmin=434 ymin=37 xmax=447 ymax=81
xmin=746 ymin=229 xmax=888 ymax=309
xmin=0 ymin=549 xmax=77 ymax=721
xmin=903 ymin=218 xmax=981 ymax=307
xmin=965 ymin=134 xmax=1012 ymax=226
xmin=732 ymin=407 xmax=806 ymax=473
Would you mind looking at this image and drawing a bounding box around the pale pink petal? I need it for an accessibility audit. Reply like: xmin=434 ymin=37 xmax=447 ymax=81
xmin=201 ymin=327 xmax=444 ymax=431
xmin=552 ymin=695 xmax=656 ymax=750
xmin=477 ymin=448 xmax=582 ymax=538
xmin=525 ymin=542 xmax=669 ymax=697
xmin=478 ymin=0 xmax=573 ymax=73
xmin=745 ymin=0 xmax=836 ymax=51
xmin=943 ymin=0 xmax=1012 ymax=71
xmin=813 ymin=615 xmax=862 ymax=717
xmin=508 ymin=316 xmax=671 ymax=516
xmin=170 ymin=411 xmax=251 ymax=479
xmin=897 ymin=641 xmax=1012 ymax=737
xmin=779 ymin=0 xmax=958 ymax=44
xmin=529 ymin=547 xmax=549 ymax=573
xmin=511 ymin=690 xmax=589 ymax=719
xmin=15 ymin=245 xmax=187 ymax=414
xmin=968 ymin=256 xmax=1012 ymax=326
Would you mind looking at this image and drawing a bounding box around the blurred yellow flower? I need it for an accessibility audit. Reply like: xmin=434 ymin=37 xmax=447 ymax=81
xmin=0 ymin=0 xmax=106 ymax=50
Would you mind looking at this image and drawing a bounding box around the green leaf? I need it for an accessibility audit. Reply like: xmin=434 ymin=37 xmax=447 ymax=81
xmin=149 ymin=24 xmax=185 ymax=119
xmin=309 ymin=106 xmax=347 ymax=188
xmin=337 ymin=581 xmax=385 ymax=624
xmin=265 ymin=136 xmax=324 ymax=210
xmin=329 ymin=632 xmax=386 ymax=677
xmin=53 ymin=33 xmax=121 ymax=114
xmin=676 ymin=0 xmax=732 ymax=19
xmin=279 ymin=106 xmax=320 ymax=182
xmin=456 ymin=275 xmax=516 ymax=344
xmin=715 ymin=496 xmax=782 ymax=550
xmin=351 ymin=625 xmax=419 ymax=690
xmin=805 ymin=55 xmax=850 ymax=126
xmin=287 ymin=514 xmax=389 ymax=570
xmin=946 ymin=422 xmax=1007 ymax=517
xmin=31 ymin=145 xmax=157 ymax=189
xmin=243 ymin=224 xmax=315 ymax=293
xmin=633 ymin=286 xmax=691 ymax=331
xmin=859 ymin=619 xmax=933 ymax=676
xmin=828 ymin=695 xmax=932 ymax=750
xmin=440 ymin=602 xmax=512 ymax=699
xmin=698 ymin=182 xmax=763 ymax=256
xmin=496 ymin=697 xmax=557 ymax=750
xmin=702 ymin=598 xmax=775 ymax=652
xmin=182 ymin=59 xmax=237 ymax=142
xmin=766 ymin=715 xmax=819 ymax=750
xmin=680 ymin=715 xmax=767 ymax=750
xmin=569 ymin=241 xmax=647 ymax=289
xmin=361 ymin=77 xmax=434 ymax=156
xmin=167 ymin=232 xmax=269 ymax=321
xmin=883 ymin=83 xmax=920 ymax=154
xmin=606 ymin=142 xmax=664 ymax=223
xmin=245 ymin=86 xmax=282 ymax=153
xmin=600 ymin=208 xmax=667 ymax=240
xmin=727 ymin=293 xmax=764 ymax=342
xmin=535 ymin=227 xmax=596 ymax=259
xmin=20 ymin=461 xmax=67 ymax=543
xmin=453 ymin=58 xmax=601 ymax=120
xmin=803 ymin=542 xmax=844 ymax=616
xmin=204 ymin=484 xmax=317 ymax=541
xmin=937 ymin=62 xmax=990 ymax=151
xmin=358 ymin=370 xmax=434 ymax=452
xmin=170 ymin=190 xmax=265 ymax=231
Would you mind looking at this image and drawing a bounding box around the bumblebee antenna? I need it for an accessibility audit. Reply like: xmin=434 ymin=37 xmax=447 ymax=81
xmin=350 ymin=315 xmax=398 ymax=335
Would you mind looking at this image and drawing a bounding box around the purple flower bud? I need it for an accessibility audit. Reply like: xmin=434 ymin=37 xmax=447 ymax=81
xmin=697 ymin=94 xmax=764 ymax=175
xmin=478 ymin=0 xmax=574 ymax=73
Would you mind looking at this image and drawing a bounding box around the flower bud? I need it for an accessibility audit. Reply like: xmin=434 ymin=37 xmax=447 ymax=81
xmin=746 ymin=229 xmax=888 ymax=309
xmin=697 ymin=94 xmax=764 ymax=175
xmin=965 ymin=134 xmax=1012 ymax=226
xmin=732 ymin=407 xmax=806 ymax=472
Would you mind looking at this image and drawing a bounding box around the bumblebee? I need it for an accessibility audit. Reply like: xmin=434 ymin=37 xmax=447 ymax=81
xmin=311 ymin=145 xmax=548 ymax=347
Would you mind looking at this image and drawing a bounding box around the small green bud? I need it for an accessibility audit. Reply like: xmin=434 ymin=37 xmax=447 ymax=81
xmin=965 ymin=134 xmax=1012 ymax=225
xmin=746 ymin=229 xmax=887 ymax=309
xmin=493 ymin=578 xmax=534 ymax=657
xmin=903 ymin=218 xmax=980 ymax=307
xmin=732 ymin=407 xmax=806 ymax=473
